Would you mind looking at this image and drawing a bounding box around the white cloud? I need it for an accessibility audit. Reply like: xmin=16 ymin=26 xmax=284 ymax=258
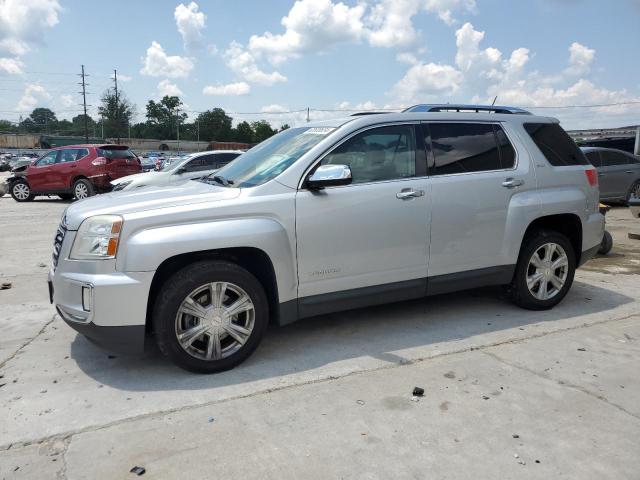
xmin=118 ymin=74 xmax=132 ymax=82
xmin=0 ymin=0 xmax=61 ymax=73
xmin=157 ymin=79 xmax=183 ymax=97
xmin=455 ymin=22 xmax=501 ymax=72
xmin=16 ymin=84 xmax=51 ymax=112
xmin=223 ymin=41 xmax=287 ymax=85
xmin=565 ymin=42 xmax=595 ymax=76
xmin=174 ymin=2 xmax=206 ymax=49
xmin=261 ymin=104 xmax=288 ymax=113
xmin=424 ymin=0 xmax=477 ymax=25
xmin=140 ymin=41 xmax=194 ymax=78
xmin=58 ymin=94 xmax=75 ymax=108
xmin=391 ymin=62 xmax=463 ymax=101
xmin=248 ymin=0 xmax=366 ymax=63
xmin=203 ymin=82 xmax=251 ymax=96
xmin=0 ymin=56 xmax=24 ymax=74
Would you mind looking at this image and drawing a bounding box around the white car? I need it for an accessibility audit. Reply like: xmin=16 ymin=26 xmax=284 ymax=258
xmin=111 ymin=150 xmax=243 ymax=191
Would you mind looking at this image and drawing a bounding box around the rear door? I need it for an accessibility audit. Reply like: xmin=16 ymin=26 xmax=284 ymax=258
xmin=598 ymin=150 xmax=638 ymax=200
xmin=425 ymin=122 xmax=535 ymax=283
xmin=27 ymin=150 xmax=59 ymax=191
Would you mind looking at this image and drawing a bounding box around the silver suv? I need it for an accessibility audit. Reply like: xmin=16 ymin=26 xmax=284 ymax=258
xmin=48 ymin=105 xmax=604 ymax=373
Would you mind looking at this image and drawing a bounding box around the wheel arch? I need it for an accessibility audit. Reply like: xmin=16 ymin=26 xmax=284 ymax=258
xmin=145 ymin=247 xmax=283 ymax=333
xmin=71 ymin=175 xmax=90 ymax=188
xmin=520 ymin=213 xmax=583 ymax=264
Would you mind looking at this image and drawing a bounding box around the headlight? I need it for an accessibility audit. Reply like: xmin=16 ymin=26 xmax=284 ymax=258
xmin=70 ymin=215 xmax=123 ymax=260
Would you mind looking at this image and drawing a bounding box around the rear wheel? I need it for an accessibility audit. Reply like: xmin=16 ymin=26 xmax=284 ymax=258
xmin=153 ymin=260 xmax=269 ymax=373
xmin=10 ymin=179 xmax=34 ymax=202
xmin=511 ymin=230 xmax=576 ymax=310
xmin=73 ymin=179 xmax=95 ymax=200
xmin=626 ymin=180 xmax=640 ymax=205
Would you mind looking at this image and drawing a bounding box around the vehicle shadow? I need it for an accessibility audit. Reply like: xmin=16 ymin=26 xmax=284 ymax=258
xmin=70 ymin=279 xmax=633 ymax=391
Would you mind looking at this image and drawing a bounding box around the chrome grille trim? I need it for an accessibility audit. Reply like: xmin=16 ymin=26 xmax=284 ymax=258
xmin=52 ymin=222 xmax=67 ymax=269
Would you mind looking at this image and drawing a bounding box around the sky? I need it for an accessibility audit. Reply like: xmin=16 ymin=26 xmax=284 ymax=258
xmin=0 ymin=0 xmax=639 ymax=130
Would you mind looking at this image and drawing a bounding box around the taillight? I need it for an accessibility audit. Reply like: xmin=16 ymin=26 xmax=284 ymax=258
xmin=585 ymin=168 xmax=598 ymax=187
xmin=92 ymin=157 xmax=108 ymax=166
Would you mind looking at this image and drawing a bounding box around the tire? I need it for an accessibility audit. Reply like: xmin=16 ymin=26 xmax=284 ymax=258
xmin=153 ymin=260 xmax=269 ymax=373
xmin=510 ymin=229 xmax=576 ymax=310
xmin=598 ymin=230 xmax=613 ymax=255
xmin=73 ymin=178 xmax=95 ymax=200
xmin=625 ymin=180 xmax=640 ymax=205
xmin=58 ymin=193 xmax=74 ymax=201
xmin=10 ymin=179 xmax=34 ymax=202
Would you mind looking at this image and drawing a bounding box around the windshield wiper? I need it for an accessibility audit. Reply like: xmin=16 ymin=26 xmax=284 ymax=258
xmin=204 ymin=174 xmax=233 ymax=187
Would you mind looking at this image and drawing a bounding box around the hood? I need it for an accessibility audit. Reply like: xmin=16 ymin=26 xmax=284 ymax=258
xmin=63 ymin=180 xmax=240 ymax=229
xmin=111 ymin=171 xmax=165 ymax=186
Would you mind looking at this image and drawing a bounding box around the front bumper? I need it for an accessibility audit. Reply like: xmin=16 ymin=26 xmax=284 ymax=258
xmin=49 ymin=251 xmax=154 ymax=353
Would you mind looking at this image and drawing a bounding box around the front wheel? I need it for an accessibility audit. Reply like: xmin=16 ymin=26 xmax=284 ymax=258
xmin=510 ymin=230 xmax=576 ymax=310
xmin=10 ymin=179 xmax=34 ymax=202
xmin=153 ymin=260 xmax=269 ymax=373
xmin=73 ymin=178 xmax=95 ymax=200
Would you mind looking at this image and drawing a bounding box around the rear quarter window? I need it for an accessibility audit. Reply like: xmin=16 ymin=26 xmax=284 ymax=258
xmin=524 ymin=123 xmax=588 ymax=166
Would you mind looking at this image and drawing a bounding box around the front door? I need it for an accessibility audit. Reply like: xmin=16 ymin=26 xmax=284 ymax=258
xmin=295 ymin=124 xmax=430 ymax=313
xmin=27 ymin=150 xmax=59 ymax=191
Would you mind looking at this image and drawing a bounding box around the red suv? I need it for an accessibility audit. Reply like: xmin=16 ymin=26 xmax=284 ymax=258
xmin=8 ymin=145 xmax=141 ymax=202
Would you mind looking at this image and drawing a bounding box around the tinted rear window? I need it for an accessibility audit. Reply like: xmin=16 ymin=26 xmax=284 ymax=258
xmin=600 ymin=150 xmax=634 ymax=167
xmin=98 ymin=148 xmax=135 ymax=159
xmin=524 ymin=123 xmax=588 ymax=166
xmin=584 ymin=151 xmax=601 ymax=167
xmin=427 ymin=123 xmax=515 ymax=175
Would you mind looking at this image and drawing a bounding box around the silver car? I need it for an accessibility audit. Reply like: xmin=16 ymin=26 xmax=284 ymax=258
xmin=581 ymin=147 xmax=640 ymax=204
xmin=49 ymin=105 xmax=604 ymax=373
xmin=110 ymin=150 xmax=243 ymax=191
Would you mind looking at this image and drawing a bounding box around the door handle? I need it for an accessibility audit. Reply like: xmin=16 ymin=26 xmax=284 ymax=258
xmin=626 ymin=170 xmax=634 ymax=174
xmin=396 ymin=188 xmax=425 ymax=200
xmin=501 ymin=178 xmax=524 ymax=188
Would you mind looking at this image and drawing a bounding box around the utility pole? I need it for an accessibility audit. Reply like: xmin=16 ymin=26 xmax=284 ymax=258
xmin=196 ymin=117 xmax=200 ymax=148
xmin=113 ymin=69 xmax=119 ymax=144
xmin=78 ymin=65 xmax=90 ymax=142
xmin=306 ymin=107 xmax=310 ymax=123
xmin=101 ymin=116 xmax=104 ymax=139
xmin=176 ymin=107 xmax=180 ymax=152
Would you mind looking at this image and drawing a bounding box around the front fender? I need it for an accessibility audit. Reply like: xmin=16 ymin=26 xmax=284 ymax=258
xmin=117 ymin=217 xmax=297 ymax=302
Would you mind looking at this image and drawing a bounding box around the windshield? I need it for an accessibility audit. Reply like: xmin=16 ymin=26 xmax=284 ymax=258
xmin=212 ymin=126 xmax=334 ymax=188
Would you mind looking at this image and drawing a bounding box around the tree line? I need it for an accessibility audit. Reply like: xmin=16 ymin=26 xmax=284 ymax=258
xmin=0 ymin=88 xmax=290 ymax=144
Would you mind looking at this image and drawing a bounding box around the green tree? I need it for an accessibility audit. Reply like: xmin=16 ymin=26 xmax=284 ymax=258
xmin=234 ymin=121 xmax=254 ymax=143
xmin=0 ymin=119 xmax=17 ymax=132
xmin=196 ymin=108 xmax=232 ymax=141
xmin=98 ymin=88 xmax=135 ymax=141
xmin=20 ymin=108 xmax=57 ymax=133
xmin=251 ymin=120 xmax=277 ymax=143
xmin=279 ymin=124 xmax=290 ymax=131
xmin=71 ymin=114 xmax=96 ymax=137
xmin=145 ymin=95 xmax=187 ymax=140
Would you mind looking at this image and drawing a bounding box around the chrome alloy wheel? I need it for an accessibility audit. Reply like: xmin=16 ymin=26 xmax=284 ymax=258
xmin=74 ymin=182 xmax=89 ymax=199
xmin=526 ymin=242 xmax=569 ymax=301
xmin=175 ymin=282 xmax=255 ymax=361
xmin=13 ymin=183 xmax=30 ymax=200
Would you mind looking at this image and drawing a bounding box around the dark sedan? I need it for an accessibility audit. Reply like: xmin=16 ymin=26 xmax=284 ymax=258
xmin=581 ymin=147 xmax=640 ymax=204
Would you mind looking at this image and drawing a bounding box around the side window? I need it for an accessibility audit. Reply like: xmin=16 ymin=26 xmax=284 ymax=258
xmin=321 ymin=125 xmax=416 ymax=184
xmin=600 ymin=151 xmax=632 ymax=167
xmin=524 ymin=123 xmax=588 ymax=166
xmin=495 ymin=126 xmax=515 ymax=169
xmin=59 ymin=149 xmax=78 ymax=163
xmin=185 ymin=155 xmax=214 ymax=172
xmin=215 ymin=153 xmax=240 ymax=169
xmin=76 ymin=148 xmax=89 ymax=160
xmin=585 ymin=151 xmax=601 ymax=167
xmin=428 ymin=123 xmax=502 ymax=175
xmin=36 ymin=151 xmax=58 ymax=166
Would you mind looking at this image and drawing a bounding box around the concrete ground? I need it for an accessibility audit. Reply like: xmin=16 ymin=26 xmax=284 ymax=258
xmin=1 ymin=182 xmax=639 ymax=479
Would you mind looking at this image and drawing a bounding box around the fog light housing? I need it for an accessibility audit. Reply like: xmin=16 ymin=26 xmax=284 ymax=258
xmin=81 ymin=286 xmax=93 ymax=312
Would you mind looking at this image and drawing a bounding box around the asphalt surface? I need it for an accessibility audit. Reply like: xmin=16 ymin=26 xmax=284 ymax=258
xmin=1 ymin=182 xmax=639 ymax=479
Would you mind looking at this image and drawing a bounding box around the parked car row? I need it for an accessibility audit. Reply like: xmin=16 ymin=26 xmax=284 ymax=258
xmin=580 ymin=147 xmax=640 ymax=204
xmin=2 ymin=145 xmax=244 ymax=201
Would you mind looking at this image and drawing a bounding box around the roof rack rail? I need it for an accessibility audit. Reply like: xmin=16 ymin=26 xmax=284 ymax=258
xmin=402 ymin=104 xmax=531 ymax=115
xmin=350 ymin=111 xmax=391 ymax=116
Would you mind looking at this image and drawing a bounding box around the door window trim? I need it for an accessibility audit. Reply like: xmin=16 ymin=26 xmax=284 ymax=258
xmin=297 ymin=122 xmax=427 ymax=190
xmin=421 ymin=121 xmax=520 ymax=178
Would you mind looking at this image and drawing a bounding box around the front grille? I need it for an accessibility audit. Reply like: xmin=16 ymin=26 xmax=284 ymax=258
xmin=52 ymin=221 xmax=67 ymax=269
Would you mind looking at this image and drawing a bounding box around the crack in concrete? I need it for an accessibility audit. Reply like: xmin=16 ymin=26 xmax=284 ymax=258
xmin=482 ymin=349 xmax=640 ymax=422
xmin=0 ymin=313 xmax=57 ymax=369
xmin=1 ymin=311 xmax=638 ymax=453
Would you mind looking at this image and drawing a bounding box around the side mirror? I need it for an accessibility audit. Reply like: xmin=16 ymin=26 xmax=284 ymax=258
xmin=307 ymin=164 xmax=352 ymax=190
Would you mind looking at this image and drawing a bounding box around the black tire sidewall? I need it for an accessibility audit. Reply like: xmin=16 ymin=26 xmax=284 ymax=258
xmin=10 ymin=180 xmax=33 ymax=202
xmin=626 ymin=181 xmax=640 ymax=204
xmin=73 ymin=179 xmax=95 ymax=199
xmin=598 ymin=230 xmax=613 ymax=255
xmin=153 ymin=260 xmax=269 ymax=373
xmin=512 ymin=230 xmax=576 ymax=310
